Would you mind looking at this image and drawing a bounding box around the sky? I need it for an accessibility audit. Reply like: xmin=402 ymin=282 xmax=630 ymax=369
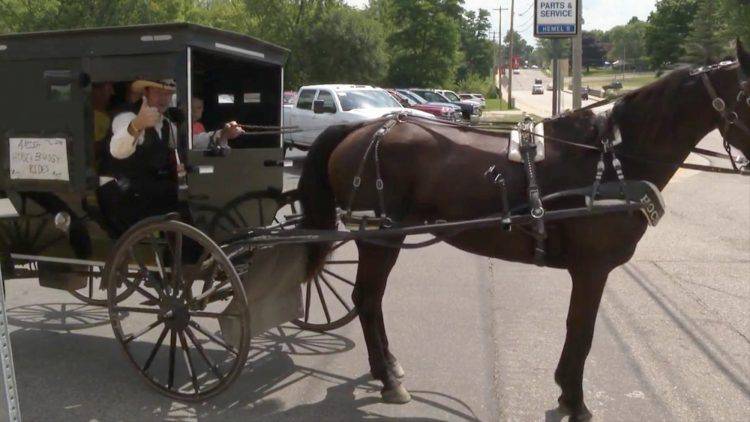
xmin=344 ymin=0 xmax=658 ymax=46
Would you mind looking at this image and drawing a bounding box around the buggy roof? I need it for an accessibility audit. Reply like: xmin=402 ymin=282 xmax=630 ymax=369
xmin=0 ymin=23 xmax=289 ymax=65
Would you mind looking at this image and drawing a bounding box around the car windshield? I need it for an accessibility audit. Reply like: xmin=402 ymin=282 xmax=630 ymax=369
xmin=416 ymin=91 xmax=449 ymax=103
xmin=399 ymin=90 xmax=427 ymax=104
xmin=336 ymin=89 xmax=401 ymax=111
xmin=442 ymin=91 xmax=461 ymax=102
xmin=534 ymin=79 xmax=543 ymax=84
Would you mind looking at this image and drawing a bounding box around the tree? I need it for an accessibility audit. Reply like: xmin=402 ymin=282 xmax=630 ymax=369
xmin=682 ymin=0 xmax=728 ymax=64
xmin=386 ymin=0 xmax=463 ymax=87
xmin=503 ymin=30 xmax=533 ymax=65
xmin=718 ymin=0 xmax=750 ymax=47
xmin=456 ymin=9 xmax=494 ymax=82
xmin=294 ymin=7 xmax=388 ymax=86
xmin=582 ymin=31 xmax=607 ymax=71
xmin=645 ymin=0 xmax=699 ymax=69
xmin=608 ymin=18 xmax=648 ymax=70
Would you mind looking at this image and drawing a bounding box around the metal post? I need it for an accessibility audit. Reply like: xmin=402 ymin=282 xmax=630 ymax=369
xmin=495 ymin=6 xmax=506 ymax=101
xmin=0 ymin=265 xmax=20 ymax=422
xmin=507 ymin=0 xmax=515 ymax=109
xmin=572 ymin=1 xmax=583 ymax=109
xmin=551 ymin=39 xmax=561 ymax=115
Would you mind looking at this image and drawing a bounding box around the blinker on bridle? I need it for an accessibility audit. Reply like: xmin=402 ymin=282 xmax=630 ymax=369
xmin=697 ymin=62 xmax=750 ymax=172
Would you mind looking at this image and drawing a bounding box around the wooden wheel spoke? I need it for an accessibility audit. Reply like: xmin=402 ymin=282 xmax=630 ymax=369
xmin=124 ymin=318 xmax=164 ymax=345
xmin=304 ymin=279 xmax=312 ymax=323
xmin=325 ymin=260 xmax=359 ymax=265
xmin=185 ymin=327 xmax=224 ymax=381
xmin=319 ymin=274 xmax=352 ymax=312
xmin=148 ymin=235 xmax=170 ymax=293
xmin=322 ymin=269 xmax=356 ymax=287
xmin=113 ymin=306 xmax=160 ymax=315
xmin=166 ymin=231 xmax=184 ymax=289
xmin=119 ymin=272 xmax=159 ymax=303
xmin=191 ymin=279 xmax=230 ymax=304
xmin=178 ymin=331 xmax=200 ymax=393
xmin=189 ymin=310 xmax=238 ymax=319
xmin=188 ymin=320 xmax=238 ymax=356
xmin=314 ymin=277 xmax=332 ymax=324
xmin=143 ymin=326 xmax=169 ymax=372
xmin=168 ymin=330 xmax=177 ymax=390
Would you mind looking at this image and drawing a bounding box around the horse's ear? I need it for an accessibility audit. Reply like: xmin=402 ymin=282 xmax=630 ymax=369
xmin=737 ymin=38 xmax=750 ymax=75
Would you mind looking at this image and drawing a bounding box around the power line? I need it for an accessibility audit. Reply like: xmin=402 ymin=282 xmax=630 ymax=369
xmin=518 ymin=1 xmax=534 ymax=17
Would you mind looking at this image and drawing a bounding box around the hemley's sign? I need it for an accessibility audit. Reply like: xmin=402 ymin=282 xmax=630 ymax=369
xmin=535 ymin=0 xmax=579 ymax=38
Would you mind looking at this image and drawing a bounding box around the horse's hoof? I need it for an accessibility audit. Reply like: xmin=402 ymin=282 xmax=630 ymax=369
xmin=381 ymin=385 xmax=412 ymax=404
xmin=388 ymin=361 xmax=406 ymax=379
xmin=557 ymin=397 xmax=592 ymax=421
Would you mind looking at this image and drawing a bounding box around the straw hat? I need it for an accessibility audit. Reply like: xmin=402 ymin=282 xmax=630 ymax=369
xmin=131 ymin=78 xmax=177 ymax=93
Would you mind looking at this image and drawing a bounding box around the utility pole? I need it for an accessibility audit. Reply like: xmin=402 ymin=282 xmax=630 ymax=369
xmin=495 ymin=5 xmax=508 ymax=102
xmin=572 ymin=2 xmax=583 ymax=109
xmin=507 ymin=0 xmax=515 ymax=109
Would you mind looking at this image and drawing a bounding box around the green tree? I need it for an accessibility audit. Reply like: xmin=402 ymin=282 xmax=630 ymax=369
xmin=682 ymin=0 xmax=728 ymax=64
xmin=645 ymin=0 xmax=699 ymax=69
xmin=386 ymin=0 xmax=463 ymax=87
xmin=503 ymin=30 xmax=533 ymax=65
xmin=294 ymin=6 xmax=388 ymax=86
xmin=582 ymin=30 xmax=607 ymax=71
xmin=718 ymin=0 xmax=750 ymax=46
xmin=608 ymin=17 xmax=648 ymax=70
xmin=456 ymin=9 xmax=494 ymax=81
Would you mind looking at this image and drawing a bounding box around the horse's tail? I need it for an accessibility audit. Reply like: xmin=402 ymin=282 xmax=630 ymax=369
xmin=299 ymin=123 xmax=362 ymax=282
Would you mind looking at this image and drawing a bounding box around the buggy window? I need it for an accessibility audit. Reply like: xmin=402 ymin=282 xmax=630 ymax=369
xmin=296 ymin=89 xmax=316 ymax=110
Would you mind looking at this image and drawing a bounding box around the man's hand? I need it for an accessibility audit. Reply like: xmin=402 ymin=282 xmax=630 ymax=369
xmin=219 ymin=121 xmax=245 ymax=142
xmin=130 ymin=97 xmax=161 ymax=132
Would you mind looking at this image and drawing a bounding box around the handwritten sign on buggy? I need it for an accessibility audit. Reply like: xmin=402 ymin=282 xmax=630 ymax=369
xmin=535 ymin=0 xmax=579 ymax=38
xmin=9 ymin=138 xmax=70 ymax=181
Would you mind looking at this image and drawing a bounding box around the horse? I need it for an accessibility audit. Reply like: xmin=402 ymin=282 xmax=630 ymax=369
xmin=297 ymin=41 xmax=750 ymax=421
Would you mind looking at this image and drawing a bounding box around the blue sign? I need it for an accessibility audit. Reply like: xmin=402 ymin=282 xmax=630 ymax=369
xmin=537 ymin=24 xmax=576 ymax=34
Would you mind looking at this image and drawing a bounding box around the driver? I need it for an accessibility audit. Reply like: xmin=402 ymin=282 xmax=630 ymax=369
xmin=98 ymin=78 xmax=244 ymax=236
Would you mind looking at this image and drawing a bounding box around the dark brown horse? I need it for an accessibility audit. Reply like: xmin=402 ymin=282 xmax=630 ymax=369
xmin=298 ymin=42 xmax=750 ymax=420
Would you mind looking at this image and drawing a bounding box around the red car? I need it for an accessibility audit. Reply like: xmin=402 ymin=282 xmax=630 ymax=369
xmin=386 ymin=89 xmax=458 ymax=121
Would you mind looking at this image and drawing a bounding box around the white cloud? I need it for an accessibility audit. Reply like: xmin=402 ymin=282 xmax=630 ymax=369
xmin=344 ymin=0 xmax=657 ymax=46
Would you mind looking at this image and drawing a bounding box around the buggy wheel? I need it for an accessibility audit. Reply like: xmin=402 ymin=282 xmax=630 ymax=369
xmin=277 ymin=191 xmax=359 ymax=333
xmin=106 ymin=218 xmax=250 ymax=401
xmin=69 ymin=265 xmax=136 ymax=306
xmin=206 ymin=189 xmax=283 ymax=240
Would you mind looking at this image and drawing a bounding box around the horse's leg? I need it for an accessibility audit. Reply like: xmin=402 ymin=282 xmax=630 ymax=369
xmin=352 ymin=237 xmax=410 ymax=403
xmin=554 ymin=265 xmax=610 ymax=421
xmin=378 ymin=309 xmax=405 ymax=378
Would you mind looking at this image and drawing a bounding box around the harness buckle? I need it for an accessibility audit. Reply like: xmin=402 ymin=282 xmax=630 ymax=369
xmin=712 ymin=97 xmax=726 ymax=112
xmin=353 ymin=176 xmax=362 ymax=188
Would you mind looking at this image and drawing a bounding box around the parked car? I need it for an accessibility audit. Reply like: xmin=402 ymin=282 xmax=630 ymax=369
xmin=410 ymin=89 xmax=480 ymax=121
xmin=283 ymin=84 xmax=435 ymax=148
xmin=386 ymin=89 xmax=459 ymax=121
xmin=437 ymin=89 xmax=483 ymax=109
xmin=459 ymin=93 xmax=486 ymax=108
xmin=513 ymin=69 xmax=520 ymax=74
xmin=283 ymin=90 xmax=297 ymax=105
xmin=547 ymin=82 xmax=553 ymax=91
xmin=603 ymin=80 xmax=623 ymax=91
xmin=396 ymin=89 xmax=463 ymax=119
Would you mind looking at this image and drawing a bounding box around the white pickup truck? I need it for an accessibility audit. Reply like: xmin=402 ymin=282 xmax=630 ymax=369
xmin=283 ymin=84 xmax=434 ymax=148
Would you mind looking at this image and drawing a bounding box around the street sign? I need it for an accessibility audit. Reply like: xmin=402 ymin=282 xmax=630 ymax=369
xmin=534 ymin=0 xmax=580 ymax=38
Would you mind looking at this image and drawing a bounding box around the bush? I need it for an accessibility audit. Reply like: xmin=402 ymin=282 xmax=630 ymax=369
xmin=453 ymin=74 xmax=494 ymax=96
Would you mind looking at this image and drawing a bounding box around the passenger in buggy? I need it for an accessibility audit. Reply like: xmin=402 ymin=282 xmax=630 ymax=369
xmin=97 ymin=78 xmax=244 ymax=237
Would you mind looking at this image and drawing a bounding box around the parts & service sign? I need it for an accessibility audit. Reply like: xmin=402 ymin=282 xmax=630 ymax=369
xmin=535 ymin=0 xmax=579 ymax=38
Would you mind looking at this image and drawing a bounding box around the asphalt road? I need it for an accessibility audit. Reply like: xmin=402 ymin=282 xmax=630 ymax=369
xmin=504 ymin=69 xmax=601 ymax=118
xmin=1 ymin=139 xmax=748 ymax=420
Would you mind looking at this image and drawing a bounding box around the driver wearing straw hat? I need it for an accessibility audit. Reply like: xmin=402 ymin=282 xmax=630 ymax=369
xmin=99 ymin=78 xmax=244 ymax=235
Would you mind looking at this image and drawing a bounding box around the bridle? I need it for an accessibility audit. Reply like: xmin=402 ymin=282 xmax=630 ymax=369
xmin=696 ymin=62 xmax=750 ymax=172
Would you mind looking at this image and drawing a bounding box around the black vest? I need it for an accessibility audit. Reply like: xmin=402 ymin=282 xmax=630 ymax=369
xmin=102 ymin=101 xmax=176 ymax=188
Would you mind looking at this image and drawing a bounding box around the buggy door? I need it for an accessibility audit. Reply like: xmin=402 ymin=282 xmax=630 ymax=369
xmin=0 ymin=58 xmax=90 ymax=192
xmin=185 ymin=48 xmax=284 ymax=242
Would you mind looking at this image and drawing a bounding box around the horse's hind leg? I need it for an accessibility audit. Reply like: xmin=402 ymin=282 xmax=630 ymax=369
xmin=554 ymin=266 xmax=610 ymax=421
xmin=352 ymin=237 xmax=410 ymax=403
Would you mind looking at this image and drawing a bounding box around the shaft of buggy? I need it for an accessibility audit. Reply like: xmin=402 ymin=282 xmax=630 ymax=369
xmin=227 ymin=201 xmax=645 ymax=248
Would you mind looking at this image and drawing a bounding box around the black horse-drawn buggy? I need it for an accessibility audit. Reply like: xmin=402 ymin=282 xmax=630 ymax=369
xmin=0 ymin=24 xmax=359 ymax=401
xmin=2 ymin=23 xmax=749 ymax=420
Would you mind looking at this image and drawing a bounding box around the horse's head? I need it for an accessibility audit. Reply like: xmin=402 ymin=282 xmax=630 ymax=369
xmin=724 ymin=39 xmax=750 ymax=161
